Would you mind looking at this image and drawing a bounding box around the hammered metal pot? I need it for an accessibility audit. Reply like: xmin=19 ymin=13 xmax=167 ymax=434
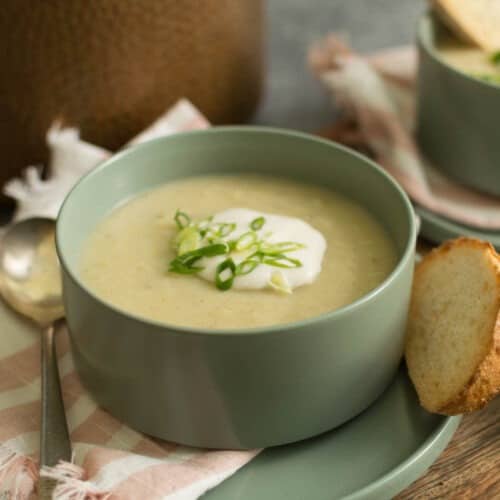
xmin=0 ymin=0 xmax=264 ymax=185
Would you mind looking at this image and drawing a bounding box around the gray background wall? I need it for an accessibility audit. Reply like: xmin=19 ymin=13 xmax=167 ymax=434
xmin=254 ymin=0 xmax=426 ymax=130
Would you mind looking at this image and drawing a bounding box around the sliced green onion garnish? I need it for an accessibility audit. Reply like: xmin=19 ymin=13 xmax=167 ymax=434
xmin=490 ymin=51 xmax=500 ymax=65
xmin=206 ymin=223 xmax=236 ymax=242
xmin=259 ymin=241 xmax=305 ymax=254
xmin=168 ymin=210 xmax=306 ymax=292
xmin=262 ymin=254 xmax=302 ymax=268
xmin=196 ymin=216 xmax=213 ymax=230
xmin=268 ymin=271 xmax=292 ymax=294
xmin=196 ymin=216 xmax=213 ymax=237
xmin=215 ymin=258 xmax=236 ymax=290
xmin=174 ymin=253 xmax=203 ymax=267
xmin=176 ymin=227 xmax=201 ymax=255
xmin=250 ymin=216 xmax=265 ymax=231
xmin=174 ymin=226 xmax=192 ymax=247
xmin=235 ymin=231 xmax=257 ymax=251
xmin=215 ymin=222 xmax=237 ymax=237
xmin=174 ymin=210 xmax=191 ymax=229
xmin=169 ymin=260 xmax=203 ymax=274
xmin=235 ymin=258 xmax=260 ymax=276
xmin=168 ymin=243 xmax=228 ymax=275
xmin=185 ymin=243 xmax=228 ymax=259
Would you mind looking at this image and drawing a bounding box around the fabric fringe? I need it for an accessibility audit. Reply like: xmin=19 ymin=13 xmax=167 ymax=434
xmin=0 ymin=446 xmax=111 ymax=499
xmin=40 ymin=461 xmax=111 ymax=500
xmin=0 ymin=444 xmax=38 ymax=500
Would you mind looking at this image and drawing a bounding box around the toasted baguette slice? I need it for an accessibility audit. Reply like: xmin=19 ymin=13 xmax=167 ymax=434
xmin=405 ymin=238 xmax=500 ymax=414
xmin=431 ymin=0 xmax=500 ymax=51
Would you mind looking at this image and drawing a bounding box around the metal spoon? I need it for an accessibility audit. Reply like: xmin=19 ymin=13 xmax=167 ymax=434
xmin=0 ymin=217 xmax=70 ymax=497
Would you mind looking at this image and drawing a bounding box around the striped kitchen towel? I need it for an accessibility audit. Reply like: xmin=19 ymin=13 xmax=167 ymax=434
xmin=0 ymin=100 xmax=260 ymax=500
xmin=309 ymin=36 xmax=500 ymax=230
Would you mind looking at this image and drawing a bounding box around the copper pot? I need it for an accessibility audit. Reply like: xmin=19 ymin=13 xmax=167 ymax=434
xmin=0 ymin=0 xmax=264 ymax=185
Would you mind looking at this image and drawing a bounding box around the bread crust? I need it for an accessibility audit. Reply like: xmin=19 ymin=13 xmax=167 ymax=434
xmin=431 ymin=0 xmax=500 ymax=51
xmin=431 ymin=0 xmax=478 ymax=47
xmin=406 ymin=238 xmax=500 ymax=415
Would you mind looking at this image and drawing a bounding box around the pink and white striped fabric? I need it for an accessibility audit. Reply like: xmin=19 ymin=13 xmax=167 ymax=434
xmin=309 ymin=36 xmax=500 ymax=230
xmin=0 ymin=100 xmax=260 ymax=499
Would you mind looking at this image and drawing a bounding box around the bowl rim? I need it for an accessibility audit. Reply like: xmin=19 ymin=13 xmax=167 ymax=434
xmin=417 ymin=12 xmax=500 ymax=91
xmin=56 ymin=126 xmax=417 ymax=337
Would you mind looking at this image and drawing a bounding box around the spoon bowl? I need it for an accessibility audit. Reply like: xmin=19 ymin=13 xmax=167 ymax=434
xmin=0 ymin=218 xmax=63 ymax=325
xmin=0 ymin=217 xmax=71 ymax=498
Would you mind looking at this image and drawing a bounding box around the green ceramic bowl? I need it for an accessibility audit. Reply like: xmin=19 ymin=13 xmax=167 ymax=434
xmin=416 ymin=13 xmax=500 ymax=196
xmin=56 ymin=127 xmax=416 ymax=449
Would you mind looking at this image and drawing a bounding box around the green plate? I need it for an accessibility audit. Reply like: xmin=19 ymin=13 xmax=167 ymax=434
xmin=205 ymin=367 xmax=460 ymax=500
xmin=417 ymin=206 xmax=500 ymax=251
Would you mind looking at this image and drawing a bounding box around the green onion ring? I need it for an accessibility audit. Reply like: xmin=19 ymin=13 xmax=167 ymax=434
xmin=215 ymin=258 xmax=236 ymax=290
xmin=174 ymin=210 xmax=191 ymax=229
xmin=262 ymin=254 xmax=302 ymax=268
xmin=235 ymin=258 xmax=260 ymax=276
xmin=235 ymin=231 xmax=257 ymax=251
xmin=250 ymin=216 xmax=265 ymax=231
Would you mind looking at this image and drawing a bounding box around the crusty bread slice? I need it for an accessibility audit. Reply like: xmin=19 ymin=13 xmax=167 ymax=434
xmin=431 ymin=0 xmax=500 ymax=51
xmin=405 ymin=238 xmax=500 ymax=414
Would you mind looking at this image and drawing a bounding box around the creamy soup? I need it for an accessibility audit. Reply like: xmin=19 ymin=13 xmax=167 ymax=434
xmin=437 ymin=33 xmax=500 ymax=85
xmin=80 ymin=175 xmax=397 ymax=329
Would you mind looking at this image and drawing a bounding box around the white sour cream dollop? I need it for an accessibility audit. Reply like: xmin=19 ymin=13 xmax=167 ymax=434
xmin=197 ymin=208 xmax=326 ymax=292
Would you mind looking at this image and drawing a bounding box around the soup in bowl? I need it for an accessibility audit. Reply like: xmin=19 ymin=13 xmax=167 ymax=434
xmin=437 ymin=29 xmax=500 ymax=86
xmin=57 ymin=127 xmax=416 ymax=449
xmin=80 ymin=175 xmax=397 ymax=329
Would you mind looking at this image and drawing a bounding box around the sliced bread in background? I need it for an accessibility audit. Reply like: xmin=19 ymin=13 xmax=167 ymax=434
xmin=405 ymin=238 xmax=500 ymax=415
xmin=431 ymin=0 xmax=500 ymax=51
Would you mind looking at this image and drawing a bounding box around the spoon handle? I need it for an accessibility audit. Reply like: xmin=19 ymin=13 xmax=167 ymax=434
xmin=39 ymin=321 xmax=72 ymax=495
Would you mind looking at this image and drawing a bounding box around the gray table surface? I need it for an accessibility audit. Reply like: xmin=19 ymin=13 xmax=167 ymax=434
xmin=253 ymin=0 xmax=425 ymax=131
